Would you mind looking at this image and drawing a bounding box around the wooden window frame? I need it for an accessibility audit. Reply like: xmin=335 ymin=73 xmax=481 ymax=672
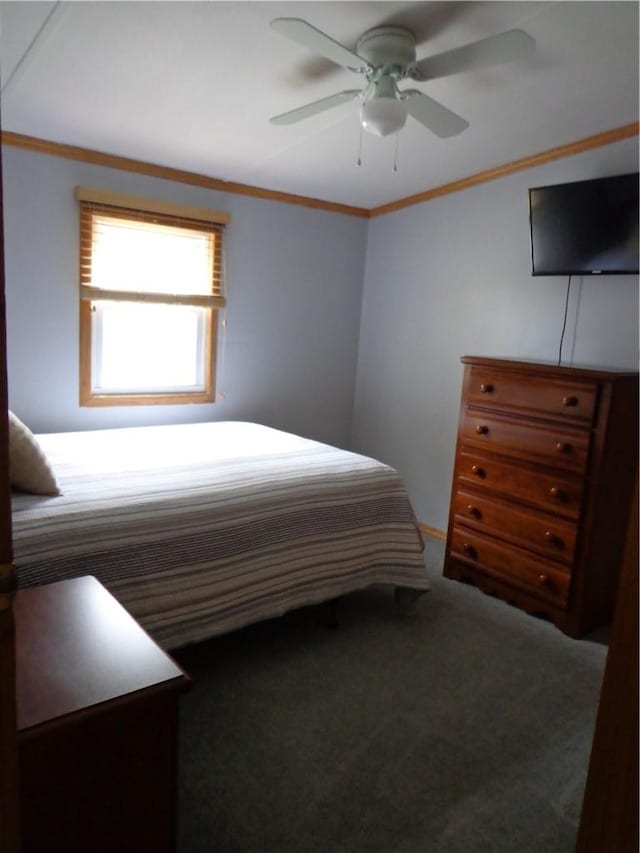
xmin=75 ymin=187 xmax=229 ymax=408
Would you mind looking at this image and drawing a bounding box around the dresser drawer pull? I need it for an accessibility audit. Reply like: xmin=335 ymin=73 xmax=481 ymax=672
xmin=562 ymin=395 xmax=579 ymax=407
xmin=467 ymin=505 xmax=481 ymax=518
xmin=475 ymin=424 xmax=489 ymax=435
xmin=480 ymin=383 xmax=493 ymax=393
xmin=538 ymin=574 xmax=552 ymax=588
xmin=544 ymin=531 xmax=563 ymax=548
xmin=471 ymin=465 xmax=486 ymax=478
xmin=555 ymin=442 xmax=571 ymax=453
xmin=463 ymin=543 xmax=477 ymax=559
xmin=549 ymin=487 xmax=565 ymax=501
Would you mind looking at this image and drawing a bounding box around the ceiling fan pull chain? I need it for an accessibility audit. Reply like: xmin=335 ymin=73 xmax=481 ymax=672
xmin=393 ymin=132 xmax=400 ymax=173
xmin=356 ymin=121 xmax=364 ymax=167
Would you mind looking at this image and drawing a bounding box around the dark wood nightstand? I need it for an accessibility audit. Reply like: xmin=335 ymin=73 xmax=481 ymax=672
xmin=15 ymin=575 xmax=190 ymax=853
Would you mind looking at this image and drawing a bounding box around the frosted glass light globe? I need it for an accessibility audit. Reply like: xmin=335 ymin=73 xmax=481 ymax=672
xmin=361 ymin=97 xmax=407 ymax=137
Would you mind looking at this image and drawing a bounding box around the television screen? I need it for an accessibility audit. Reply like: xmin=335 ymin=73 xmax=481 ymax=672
xmin=528 ymin=173 xmax=639 ymax=276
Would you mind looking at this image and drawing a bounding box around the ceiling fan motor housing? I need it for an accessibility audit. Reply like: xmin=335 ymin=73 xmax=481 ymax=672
xmin=356 ymin=27 xmax=416 ymax=71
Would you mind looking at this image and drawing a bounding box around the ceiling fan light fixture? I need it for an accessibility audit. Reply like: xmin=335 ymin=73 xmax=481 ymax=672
xmin=360 ymin=97 xmax=407 ymax=137
xmin=360 ymin=76 xmax=406 ymax=137
xmin=270 ymin=18 xmax=534 ymax=143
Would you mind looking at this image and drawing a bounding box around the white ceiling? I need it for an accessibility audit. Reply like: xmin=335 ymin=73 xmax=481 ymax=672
xmin=0 ymin=1 xmax=638 ymax=210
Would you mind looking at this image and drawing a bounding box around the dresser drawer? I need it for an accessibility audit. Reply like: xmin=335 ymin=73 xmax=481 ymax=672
xmin=450 ymin=527 xmax=571 ymax=608
xmin=457 ymin=450 xmax=584 ymax=519
xmin=460 ymin=409 xmax=590 ymax=472
xmin=467 ymin=367 xmax=597 ymax=424
xmin=452 ymin=489 xmax=577 ymax=564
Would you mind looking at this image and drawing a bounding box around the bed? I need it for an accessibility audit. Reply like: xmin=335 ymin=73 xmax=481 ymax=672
xmin=11 ymin=420 xmax=428 ymax=650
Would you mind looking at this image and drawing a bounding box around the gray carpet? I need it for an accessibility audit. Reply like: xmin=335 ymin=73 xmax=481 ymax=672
xmin=174 ymin=538 xmax=607 ymax=853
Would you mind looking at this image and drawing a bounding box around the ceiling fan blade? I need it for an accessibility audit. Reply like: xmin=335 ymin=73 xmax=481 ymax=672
xmin=408 ymin=29 xmax=535 ymax=82
xmin=402 ymin=90 xmax=469 ymax=138
xmin=271 ymin=18 xmax=370 ymax=73
xmin=270 ymin=90 xmax=362 ymax=126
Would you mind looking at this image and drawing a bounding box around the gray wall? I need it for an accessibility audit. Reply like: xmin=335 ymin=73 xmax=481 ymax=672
xmin=351 ymin=136 xmax=639 ymax=531
xmin=1 ymin=145 xmax=367 ymax=447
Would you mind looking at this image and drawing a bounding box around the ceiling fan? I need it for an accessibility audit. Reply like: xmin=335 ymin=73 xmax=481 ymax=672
xmin=270 ymin=18 xmax=535 ymax=139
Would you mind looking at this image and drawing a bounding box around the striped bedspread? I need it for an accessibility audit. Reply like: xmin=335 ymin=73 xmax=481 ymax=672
xmin=12 ymin=421 xmax=428 ymax=649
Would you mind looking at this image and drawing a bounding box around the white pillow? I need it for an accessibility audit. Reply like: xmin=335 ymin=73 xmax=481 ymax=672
xmin=8 ymin=411 xmax=60 ymax=496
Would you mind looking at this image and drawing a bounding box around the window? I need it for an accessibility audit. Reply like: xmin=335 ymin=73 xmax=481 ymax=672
xmin=76 ymin=187 xmax=229 ymax=406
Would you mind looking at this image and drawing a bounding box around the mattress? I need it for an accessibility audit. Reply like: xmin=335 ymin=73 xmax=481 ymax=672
xmin=12 ymin=421 xmax=428 ymax=649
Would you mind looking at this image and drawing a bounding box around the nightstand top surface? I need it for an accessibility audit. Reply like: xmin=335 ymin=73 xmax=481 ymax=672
xmin=15 ymin=575 xmax=189 ymax=732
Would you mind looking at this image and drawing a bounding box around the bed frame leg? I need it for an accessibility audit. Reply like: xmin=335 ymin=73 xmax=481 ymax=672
xmin=394 ymin=587 xmax=427 ymax=616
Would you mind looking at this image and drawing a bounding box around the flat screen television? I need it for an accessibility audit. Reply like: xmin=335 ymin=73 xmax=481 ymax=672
xmin=528 ymin=173 xmax=639 ymax=276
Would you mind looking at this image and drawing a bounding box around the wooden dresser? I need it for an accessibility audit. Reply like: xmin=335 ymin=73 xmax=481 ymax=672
xmin=16 ymin=576 xmax=190 ymax=852
xmin=444 ymin=356 xmax=638 ymax=637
